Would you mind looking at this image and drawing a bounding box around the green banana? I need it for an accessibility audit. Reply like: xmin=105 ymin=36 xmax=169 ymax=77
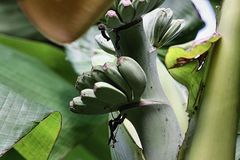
xmin=117 ymin=56 xmax=147 ymax=102
xmin=75 ymin=74 xmax=89 ymax=91
xmin=80 ymin=88 xmax=114 ymax=114
xmin=132 ymin=0 xmax=148 ymax=19
xmin=103 ymin=62 xmax=132 ymax=100
xmin=75 ymin=71 xmax=95 ymax=91
xmin=105 ymin=10 xmax=124 ymax=28
xmin=153 ymin=8 xmax=173 ymax=47
xmin=69 ymin=97 xmax=86 ymax=113
xmin=156 ymin=19 xmax=185 ymax=48
xmin=118 ymin=0 xmax=135 ymax=23
xmin=84 ymin=71 xmax=96 ymax=87
xmin=94 ymin=82 xmax=128 ymax=106
xmin=113 ymin=0 xmax=121 ymax=10
xmin=91 ymin=65 xmax=112 ymax=83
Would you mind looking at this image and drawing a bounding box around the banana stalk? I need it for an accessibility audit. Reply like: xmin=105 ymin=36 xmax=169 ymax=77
xmin=108 ymin=19 xmax=182 ymax=160
xmin=185 ymin=0 xmax=240 ymax=159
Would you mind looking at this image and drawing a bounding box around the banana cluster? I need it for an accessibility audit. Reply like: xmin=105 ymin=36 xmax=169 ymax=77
xmin=149 ymin=8 xmax=185 ymax=48
xmin=70 ymin=56 xmax=147 ymax=115
xmin=104 ymin=0 xmax=165 ymax=28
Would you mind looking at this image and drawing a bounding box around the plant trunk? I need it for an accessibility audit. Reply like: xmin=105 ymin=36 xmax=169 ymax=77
xmin=185 ymin=0 xmax=240 ymax=159
xmin=108 ymin=19 xmax=182 ymax=160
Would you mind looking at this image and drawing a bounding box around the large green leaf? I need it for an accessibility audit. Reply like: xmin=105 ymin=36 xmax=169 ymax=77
xmin=14 ymin=112 xmax=61 ymax=160
xmin=0 ymin=44 xmax=109 ymax=159
xmin=0 ymin=34 xmax=76 ymax=83
xmin=0 ymin=0 xmax=43 ymax=40
xmin=0 ymin=84 xmax=61 ymax=159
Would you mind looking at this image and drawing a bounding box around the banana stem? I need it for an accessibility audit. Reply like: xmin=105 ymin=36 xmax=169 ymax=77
xmin=108 ymin=19 xmax=182 ymax=160
xmin=185 ymin=0 xmax=240 ymax=159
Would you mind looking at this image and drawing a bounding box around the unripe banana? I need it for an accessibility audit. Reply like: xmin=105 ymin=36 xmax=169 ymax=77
xmin=156 ymin=19 xmax=185 ymax=48
xmin=95 ymin=34 xmax=116 ymax=55
xmin=75 ymin=74 xmax=89 ymax=91
xmin=132 ymin=0 xmax=148 ymax=19
xmin=152 ymin=8 xmax=173 ymax=47
xmin=118 ymin=0 xmax=135 ymax=23
xmin=113 ymin=0 xmax=121 ymax=10
xmin=69 ymin=97 xmax=86 ymax=113
xmin=105 ymin=10 xmax=124 ymax=28
xmin=117 ymin=56 xmax=147 ymax=102
xmin=103 ymin=62 xmax=132 ymax=100
xmin=94 ymin=82 xmax=128 ymax=106
xmin=82 ymin=72 xmax=96 ymax=88
xmin=80 ymin=88 xmax=114 ymax=114
xmin=91 ymin=65 xmax=112 ymax=83
xmin=75 ymin=71 xmax=95 ymax=91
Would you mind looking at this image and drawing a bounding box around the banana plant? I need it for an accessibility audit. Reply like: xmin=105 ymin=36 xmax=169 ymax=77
xmin=0 ymin=0 xmax=239 ymax=160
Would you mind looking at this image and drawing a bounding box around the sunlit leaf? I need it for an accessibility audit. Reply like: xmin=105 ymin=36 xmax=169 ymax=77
xmin=165 ymin=33 xmax=221 ymax=116
xmin=14 ymin=112 xmax=61 ymax=160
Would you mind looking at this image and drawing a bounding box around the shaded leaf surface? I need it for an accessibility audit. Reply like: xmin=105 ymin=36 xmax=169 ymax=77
xmin=0 ymin=84 xmax=53 ymax=156
xmin=0 ymin=34 xmax=76 ymax=83
xmin=0 ymin=44 xmax=108 ymax=159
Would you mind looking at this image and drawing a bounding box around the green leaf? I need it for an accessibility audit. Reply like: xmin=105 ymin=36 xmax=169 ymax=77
xmin=0 ymin=0 xmax=44 ymax=40
xmin=63 ymin=145 xmax=98 ymax=160
xmin=165 ymin=33 xmax=221 ymax=116
xmin=0 ymin=34 xmax=76 ymax=83
xmin=0 ymin=44 xmax=108 ymax=159
xmin=0 ymin=84 xmax=58 ymax=158
xmin=1 ymin=148 xmax=24 ymax=160
xmin=160 ymin=0 xmax=205 ymax=44
xmin=14 ymin=112 xmax=61 ymax=160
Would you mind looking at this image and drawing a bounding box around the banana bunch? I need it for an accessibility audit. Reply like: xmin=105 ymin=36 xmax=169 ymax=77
xmin=104 ymin=0 xmax=165 ymax=28
xmin=149 ymin=8 xmax=185 ymax=48
xmin=70 ymin=56 xmax=147 ymax=115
